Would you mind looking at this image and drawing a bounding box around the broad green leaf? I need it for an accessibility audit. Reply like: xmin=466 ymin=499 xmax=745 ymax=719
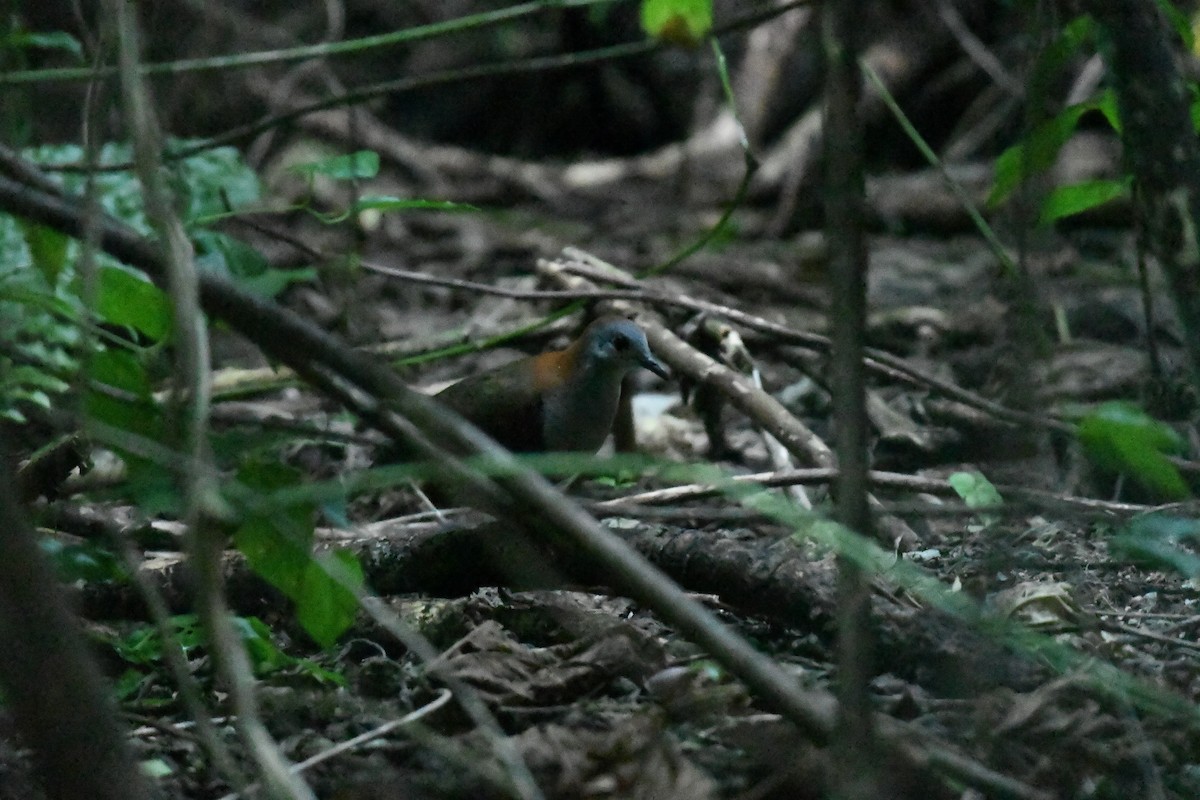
xmin=85 ymin=349 xmax=169 ymax=512
xmin=88 ymin=346 xmax=151 ymax=396
xmin=289 ymin=150 xmax=379 ymax=180
xmin=231 ymin=617 xmax=345 ymax=683
xmin=640 ymin=0 xmax=712 ymax=47
xmin=1038 ymin=177 xmax=1131 ymax=225
xmin=234 ymin=515 xmax=312 ymax=597
xmin=124 ymin=458 xmax=180 ymax=517
xmin=85 ymin=348 xmax=158 ymax=435
xmin=1093 ymin=89 xmax=1122 ymax=134
xmin=232 ymin=460 xmax=361 ymax=646
xmin=113 ymin=669 xmax=150 ymax=701
xmin=97 ymin=266 xmax=172 ymax=341
xmin=295 ymin=551 xmax=363 ymax=649
xmin=237 ymin=510 xmax=362 ymax=647
xmin=193 ymin=229 xmax=268 ymax=278
xmin=1077 ymin=402 xmax=1189 ymax=500
xmin=1027 ymin=15 xmax=1095 ymax=104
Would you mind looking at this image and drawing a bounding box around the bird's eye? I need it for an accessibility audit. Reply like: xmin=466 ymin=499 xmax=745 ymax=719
xmin=612 ymin=334 xmax=630 ymax=351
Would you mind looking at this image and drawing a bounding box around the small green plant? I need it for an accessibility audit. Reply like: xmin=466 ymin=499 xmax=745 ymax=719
xmin=640 ymin=0 xmax=712 ymax=47
xmin=103 ymin=614 xmax=344 ymax=704
xmin=948 ymin=470 xmax=1003 ymax=527
xmin=990 ymin=6 xmax=1200 ymax=226
xmin=1 ymin=142 xmax=368 ymax=649
xmin=282 ymin=149 xmax=479 ymax=224
xmin=1111 ymin=514 xmax=1200 ymax=578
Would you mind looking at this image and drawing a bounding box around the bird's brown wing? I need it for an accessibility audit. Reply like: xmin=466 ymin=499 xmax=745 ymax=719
xmin=434 ymin=365 xmax=546 ymax=452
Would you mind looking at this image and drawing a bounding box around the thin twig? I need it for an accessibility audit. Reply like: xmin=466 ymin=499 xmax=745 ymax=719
xmin=108 ymin=2 xmax=315 ymax=798
xmin=217 ymin=690 xmax=454 ymax=800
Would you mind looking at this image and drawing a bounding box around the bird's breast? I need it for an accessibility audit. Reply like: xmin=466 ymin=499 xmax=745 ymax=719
xmin=541 ymin=375 xmax=622 ymax=453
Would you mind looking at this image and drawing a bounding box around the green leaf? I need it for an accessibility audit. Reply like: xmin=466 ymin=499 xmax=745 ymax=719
xmin=124 ymin=457 xmax=180 ymax=517
xmin=173 ymin=146 xmax=262 ymax=220
xmin=85 ymin=349 xmax=170 ymax=511
xmin=988 ymin=91 xmax=1118 ymax=207
xmin=1111 ymin=515 xmax=1200 ymax=577
xmin=1038 ymin=177 xmax=1131 ymax=225
xmin=4 ymin=30 xmax=83 ymax=58
xmin=89 ymin=347 xmax=151 ymax=397
xmin=192 ymin=230 xmax=312 ymax=298
xmin=232 ymin=461 xmax=361 ymax=647
xmin=113 ymin=669 xmax=151 ymax=701
xmin=1093 ymin=89 xmax=1122 ymax=134
xmin=235 ymin=515 xmax=312 ymax=597
xmin=640 ymin=0 xmax=712 ymax=46
xmin=231 ymin=616 xmax=294 ymax=673
xmin=229 ymin=617 xmax=346 ymax=683
xmin=108 ymin=615 xmax=202 ymax=666
xmin=20 ymin=223 xmax=70 ymax=286
xmin=193 ymin=229 xmax=267 ymax=278
xmin=295 ymin=551 xmax=363 ymax=649
xmin=40 ymin=538 xmax=125 ymax=583
xmin=947 ymin=471 xmax=1004 ymax=508
xmin=289 ymin=150 xmax=379 ymax=180
xmin=97 ymin=266 xmax=172 ymax=341
xmin=1077 ymin=402 xmax=1189 ymax=500
xmin=1027 ymin=15 xmax=1095 ymax=106
xmin=239 ymin=266 xmax=317 ymax=298
xmin=1152 ymin=0 xmax=1194 ymax=49
xmin=85 ymin=348 xmax=163 ymax=443
xmin=140 ymin=759 xmax=175 ymax=779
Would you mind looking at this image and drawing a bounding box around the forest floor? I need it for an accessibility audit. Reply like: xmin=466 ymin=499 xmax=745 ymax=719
xmin=12 ymin=138 xmax=1200 ymax=800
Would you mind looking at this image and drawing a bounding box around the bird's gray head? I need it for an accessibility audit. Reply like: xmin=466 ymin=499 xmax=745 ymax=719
xmin=582 ymin=317 xmax=670 ymax=379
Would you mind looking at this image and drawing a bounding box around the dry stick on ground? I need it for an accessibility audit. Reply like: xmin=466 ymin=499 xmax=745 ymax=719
xmin=0 ymin=170 xmax=1049 ymax=800
xmin=593 ymin=467 xmax=1159 ymax=517
xmin=536 ymin=254 xmax=920 ymax=548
